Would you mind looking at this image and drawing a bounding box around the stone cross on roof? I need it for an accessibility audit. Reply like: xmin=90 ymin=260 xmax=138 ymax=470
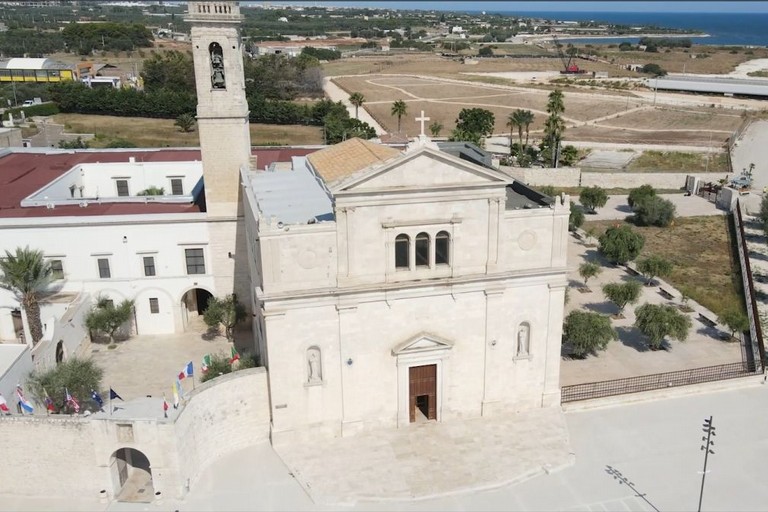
xmin=416 ymin=110 xmax=430 ymax=138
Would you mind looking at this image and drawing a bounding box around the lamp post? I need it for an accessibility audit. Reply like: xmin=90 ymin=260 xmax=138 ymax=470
xmin=698 ymin=416 xmax=716 ymax=512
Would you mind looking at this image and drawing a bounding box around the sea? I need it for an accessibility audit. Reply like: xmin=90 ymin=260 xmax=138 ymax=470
xmin=477 ymin=11 xmax=768 ymax=47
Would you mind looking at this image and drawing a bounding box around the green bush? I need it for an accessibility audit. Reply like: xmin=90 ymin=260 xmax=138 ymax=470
xmin=627 ymin=184 xmax=656 ymax=208
xmin=633 ymin=196 xmax=676 ymax=227
xmin=26 ymin=358 xmax=104 ymax=413
xmin=569 ymin=202 xmax=585 ymax=231
xmin=599 ymin=225 xmax=645 ymax=264
xmin=199 ymin=351 xmax=256 ymax=383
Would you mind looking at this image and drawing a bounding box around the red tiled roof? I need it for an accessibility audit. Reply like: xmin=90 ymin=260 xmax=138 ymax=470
xmin=0 ymin=147 xmax=320 ymax=219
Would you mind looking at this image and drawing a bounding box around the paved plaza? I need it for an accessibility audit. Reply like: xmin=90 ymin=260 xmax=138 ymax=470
xmin=562 ymin=234 xmax=742 ymax=386
xmin=275 ymin=407 xmax=573 ymax=506
xmin=587 ymin=193 xmax=724 ymax=222
xmin=89 ymin=317 xmax=231 ymax=401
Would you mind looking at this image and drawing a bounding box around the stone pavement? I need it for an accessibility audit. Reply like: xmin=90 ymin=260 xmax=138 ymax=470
xmin=89 ymin=319 xmax=230 ymax=401
xmin=562 ymin=234 xmax=741 ymax=386
xmin=275 ymin=407 xmax=573 ymax=506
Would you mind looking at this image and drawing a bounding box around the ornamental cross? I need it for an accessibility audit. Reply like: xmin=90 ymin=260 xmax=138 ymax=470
xmin=416 ymin=110 xmax=430 ymax=137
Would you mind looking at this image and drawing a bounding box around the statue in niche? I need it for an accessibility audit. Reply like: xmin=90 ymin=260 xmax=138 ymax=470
xmin=307 ymin=347 xmax=322 ymax=383
xmin=210 ymin=45 xmax=226 ymax=89
xmin=517 ymin=323 xmax=530 ymax=356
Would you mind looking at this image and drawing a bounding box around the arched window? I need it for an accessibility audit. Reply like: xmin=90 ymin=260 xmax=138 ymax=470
xmin=415 ymin=232 xmax=430 ymax=267
xmin=435 ymin=231 xmax=450 ymax=265
xmin=395 ymin=234 xmax=410 ymax=269
xmin=209 ymin=42 xmax=226 ymax=89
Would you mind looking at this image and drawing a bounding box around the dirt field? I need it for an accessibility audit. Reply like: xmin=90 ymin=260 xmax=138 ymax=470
xmin=600 ymin=106 xmax=742 ymax=131
xmin=584 ymin=215 xmax=742 ymax=318
xmin=51 ymin=114 xmax=323 ymax=147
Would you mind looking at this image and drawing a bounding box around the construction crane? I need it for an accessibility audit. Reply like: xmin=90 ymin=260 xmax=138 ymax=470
xmin=551 ymin=34 xmax=587 ymax=75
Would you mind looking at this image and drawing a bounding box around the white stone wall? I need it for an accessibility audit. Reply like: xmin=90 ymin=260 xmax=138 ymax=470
xmin=501 ymin=165 xmax=729 ymax=191
xmin=0 ymin=215 xmax=217 ymax=340
xmin=0 ymin=367 xmax=270 ymax=500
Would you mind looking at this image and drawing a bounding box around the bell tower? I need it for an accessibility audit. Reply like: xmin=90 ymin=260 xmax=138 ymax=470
xmin=186 ymin=1 xmax=251 ymax=218
xmin=185 ymin=1 xmax=251 ymax=307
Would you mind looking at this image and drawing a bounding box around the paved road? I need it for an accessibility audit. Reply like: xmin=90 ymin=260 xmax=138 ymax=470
xmin=731 ymin=119 xmax=768 ymax=215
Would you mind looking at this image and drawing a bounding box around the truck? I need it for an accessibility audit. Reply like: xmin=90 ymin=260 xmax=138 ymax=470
xmin=730 ymin=174 xmax=752 ymax=192
xmin=21 ymin=98 xmax=42 ymax=107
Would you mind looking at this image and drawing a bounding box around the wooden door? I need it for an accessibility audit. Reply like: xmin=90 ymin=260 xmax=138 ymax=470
xmin=409 ymin=364 xmax=437 ymax=422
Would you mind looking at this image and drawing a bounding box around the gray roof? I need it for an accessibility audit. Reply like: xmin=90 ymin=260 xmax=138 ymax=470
xmin=437 ymin=142 xmax=494 ymax=169
xmin=505 ymin=181 xmax=554 ymax=210
xmin=248 ymin=157 xmax=334 ymax=225
xmin=651 ymin=75 xmax=768 ymax=97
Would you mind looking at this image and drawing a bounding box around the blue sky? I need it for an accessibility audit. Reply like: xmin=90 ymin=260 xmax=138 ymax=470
xmin=262 ymin=1 xmax=768 ymax=13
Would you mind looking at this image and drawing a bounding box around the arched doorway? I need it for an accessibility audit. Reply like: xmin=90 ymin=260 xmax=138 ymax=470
xmin=110 ymin=448 xmax=154 ymax=503
xmin=180 ymin=288 xmax=213 ymax=331
xmin=55 ymin=340 xmax=65 ymax=364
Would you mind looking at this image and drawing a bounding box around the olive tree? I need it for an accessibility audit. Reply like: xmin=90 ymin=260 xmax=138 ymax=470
xmin=578 ymin=262 xmax=602 ymax=287
xmin=718 ymin=308 xmax=749 ymax=340
xmin=563 ymin=310 xmax=618 ymax=358
xmin=579 ymin=186 xmax=608 ymax=213
xmin=627 ymin=184 xmax=656 ymax=208
xmin=203 ymin=294 xmax=246 ymax=341
xmin=602 ymin=280 xmax=642 ymax=315
xmin=636 ymin=254 xmax=673 ymax=286
xmin=633 ymin=196 xmax=676 ymax=227
xmin=599 ymin=225 xmax=645 ymax=264
xmin=634 ymin=303 xmax=692 ymax=350
xmin=85 ymin=297 xmax=135 ymax=344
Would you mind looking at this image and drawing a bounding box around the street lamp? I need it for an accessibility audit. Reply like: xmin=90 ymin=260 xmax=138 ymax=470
xmin=698 ymin=416 xmax=716 ymax=512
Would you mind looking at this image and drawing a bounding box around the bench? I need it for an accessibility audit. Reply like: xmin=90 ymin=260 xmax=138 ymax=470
xmin=625 ymin=266 xmax=641 ymax=277
xmin=698 ymin=313 xmax=718 ymax=328
xmin=659 ymin=287 xmax=675 ymax=300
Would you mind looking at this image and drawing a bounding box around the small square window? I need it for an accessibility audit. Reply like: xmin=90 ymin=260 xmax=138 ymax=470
xmin=143 ymin=256 xmax=156 ymax=277
xmin=170 ymin=178 xmax=184 ymax=196
xmin=97 ymin=258 xmax=111 ymax=279
xmin=149 ymin=298 xmax=159 ymax=314
xmin=49 ymin=259 xmax=64 ymax=280
xmin=185 ymin=248 xmax=205 ymax=275
xmin=115 ymin=179 xmax=129 ymax=197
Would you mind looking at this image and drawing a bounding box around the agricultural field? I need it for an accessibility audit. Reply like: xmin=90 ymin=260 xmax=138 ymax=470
xmin=584 ymin=215 xmax=743 ymax=318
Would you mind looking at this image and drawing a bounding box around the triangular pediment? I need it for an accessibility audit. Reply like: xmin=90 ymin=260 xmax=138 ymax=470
xmin=391 ymin=332 xmax=454 ymax=356
xmin=332 ymin=146 xmax=509 ymax=194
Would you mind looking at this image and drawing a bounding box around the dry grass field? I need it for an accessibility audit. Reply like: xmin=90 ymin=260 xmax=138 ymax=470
xmin=584 ymin=215 xmax=742 ymax=318
xmin=601 ymin=107 xmax=743 ymax=131
xmin=52 ymin=114 xmax=323 ymax=148
xmin=605 ymin=47 xmax=768 ymax=75
xmin=626 ymin=151 xmax=730 ymax=173
xmin=567 ymin=125 xmax=730 ymax=146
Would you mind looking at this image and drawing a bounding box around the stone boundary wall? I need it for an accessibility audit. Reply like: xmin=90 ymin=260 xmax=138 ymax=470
xmin=500 ymin=165 xmax=729 ymax=190
xmin=0 ymin=367 xmax=270 ymax=500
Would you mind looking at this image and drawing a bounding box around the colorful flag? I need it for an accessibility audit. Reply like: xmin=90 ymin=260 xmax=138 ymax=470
xmin=162 ymin=395 xmax=169 ymax=417
xmin=109 ymin=388 xmax=123 ymax=401
xmin=91 ymin=389 xmax=104 ymax=409
xmin=184 ymin=361 xmax=193 ymax=378
xmin=230 ymin=346 xmax=240 ymax=364
xmin=65 ymin=388 xmax=80 ymax=413
xmin=16 ymin=385 xmax=33 ymax=414
xmin=201 ymin=354 xmax=211 ymax=373
xmin=172 ymin=381 xmax=180 ymax=409
xmin=0 ymin=393 xmax=10 ymax=414
xmin=43 ymin=389 xmax=55 ymax=412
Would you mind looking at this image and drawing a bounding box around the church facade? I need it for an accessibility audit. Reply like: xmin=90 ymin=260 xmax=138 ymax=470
xmin=243 ymin=137 xmax=570 ymax=444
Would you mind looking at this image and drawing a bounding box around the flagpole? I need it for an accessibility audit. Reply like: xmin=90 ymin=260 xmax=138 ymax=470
xmin=109 ymin=387 xmax=112 ymax=416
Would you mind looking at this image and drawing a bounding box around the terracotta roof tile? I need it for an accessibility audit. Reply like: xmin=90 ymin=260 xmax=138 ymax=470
xmin=307 ymin=138 xmax=401 ymax=185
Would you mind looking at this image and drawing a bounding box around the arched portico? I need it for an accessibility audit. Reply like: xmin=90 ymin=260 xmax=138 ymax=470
xmin=110 ymin=448 xmax=154 ymax=503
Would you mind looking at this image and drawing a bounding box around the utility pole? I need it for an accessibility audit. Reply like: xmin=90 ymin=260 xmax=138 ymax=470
xmin=653 ymin=77 xmax=658 ymax=108
xmin=698 ymin=416 xmax=716 ymax=512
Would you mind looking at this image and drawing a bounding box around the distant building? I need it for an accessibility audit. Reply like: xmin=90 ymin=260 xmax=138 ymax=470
xmin=0 ymin=58 xmax=76 ymax=84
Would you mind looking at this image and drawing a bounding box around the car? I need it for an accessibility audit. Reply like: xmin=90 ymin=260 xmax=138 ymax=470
xmin=21 ymin=100 xmax=34 ymax=107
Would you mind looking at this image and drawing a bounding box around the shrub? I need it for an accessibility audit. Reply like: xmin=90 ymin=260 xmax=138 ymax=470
xmin=174 ymin=112 xmax=196 ymax=133
xmin=563 ymin=310 xmax=617 ymax=357
xmin=26 ymin=358 xmax=104 ymax=413
xmin=718 ymin=308 xmax=749 ymax=338
xmin=579 ymin=261 xmax=601 ymax=286
xmin=569 ymin=202 xmax=585 ymax=231
xmin=579 ymin=186 xmax=608 ymax=213
xmin=9 ymin=102 xmax=60 ymax=118
xmin=636 ymin=254 xmax=673 ymax=285
xmin=634 ymin=303 xmax=691 ymax=349
xmin=199 ymin=351 xmax=256 ymax=383
xmin=633 ymin=196 xmax=676 ymax=227
xmin=627 ymin=184 xmax=656 ymax=208
xmin=602 ymin=280 xmax=642 ymax=314
xmin=599 ymin=225 xmax=645 ymax=264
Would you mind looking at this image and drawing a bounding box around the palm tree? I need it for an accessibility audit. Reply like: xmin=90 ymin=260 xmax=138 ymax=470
xmin=429 ymin=121 xmax=443 ymax=137
xmin=0 ymin=247 xmax=53 ymax=345
xmin=519 ymin=110 xmax=535 ymax=150
xmin=349 ymin=92 xmax=365 ymax=119
xmin=391 ymin=100 xmax=408 ymax=133
xmin=547 ymin=89 xmax=565 ymax=115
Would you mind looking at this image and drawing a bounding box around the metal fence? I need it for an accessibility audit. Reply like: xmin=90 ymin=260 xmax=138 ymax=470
xmin=561 ymin=361 xmax=759 ymax=403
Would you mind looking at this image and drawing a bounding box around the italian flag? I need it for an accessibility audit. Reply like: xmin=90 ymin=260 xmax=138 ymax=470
xmin=230 ymin=346 xmax=240 ymax=365
xmin=201 ymin=354 xmax=211 ymax=373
